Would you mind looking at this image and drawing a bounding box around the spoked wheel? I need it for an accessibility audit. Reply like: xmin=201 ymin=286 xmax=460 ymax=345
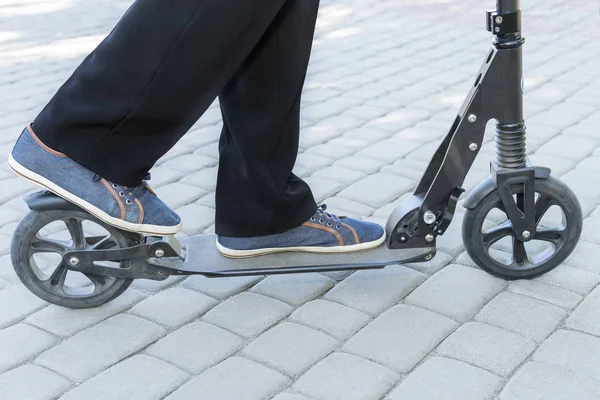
xmin=462 ymin=176 xmax=582 ymax=279
xmin=11 ymin=209 xmax=141 ymax=308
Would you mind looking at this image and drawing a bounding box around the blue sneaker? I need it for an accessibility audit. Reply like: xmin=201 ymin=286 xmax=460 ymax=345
xmin=9 ymin=125 xmax=182 ymax=235
xmin=217 ymin=205 xmax=385 ymax=258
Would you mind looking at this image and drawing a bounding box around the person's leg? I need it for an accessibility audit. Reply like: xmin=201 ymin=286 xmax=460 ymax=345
xmin=215 ymin=0 xmax=320 ymax=238
xmin=214 ymin=0 xmax=385 ymax=256
xmin=31 ymin=0 xmax=290 ymax=186
xmin=10 ymin=0 xmax=291 ymax=235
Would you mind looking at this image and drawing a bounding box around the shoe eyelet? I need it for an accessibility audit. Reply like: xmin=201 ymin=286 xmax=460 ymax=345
xmin=126 ymin=199 xmax=132 ymax=205
xmin=318 ymin=219 xmax=324 ymax=224
xmin=112 ymin=183 xmax=118 ymax=189
xmin=336 ymin=225 xmax=342 ymax=230
xmin=119 ymin=191 xmax=125 ymax=197
xmin=327 ymin=222 xmax=332 ymax=227
xmin=310 ymin=217 xmax=316 ymax=222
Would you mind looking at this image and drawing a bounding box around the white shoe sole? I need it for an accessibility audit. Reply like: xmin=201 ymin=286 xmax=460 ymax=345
xmin=8 ymin=153 xmax=182 ymax=236
xmin=216 ymin=233 xmax=387 ymax=259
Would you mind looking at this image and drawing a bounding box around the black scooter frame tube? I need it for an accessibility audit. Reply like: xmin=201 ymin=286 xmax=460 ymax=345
xmin=387 ymin=0 xmax=538 ymax=247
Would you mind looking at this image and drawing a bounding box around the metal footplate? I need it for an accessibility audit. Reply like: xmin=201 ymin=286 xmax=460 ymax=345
xmin=63 ymin=234 xmax=435 ymax=280
xmin=151 ymin=235 xmax=436 ymax=277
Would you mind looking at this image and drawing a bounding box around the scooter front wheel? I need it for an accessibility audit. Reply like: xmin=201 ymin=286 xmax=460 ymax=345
xmin=462 ymin=176 xmax=582 ymax=279
xmin=11 ymin=209 xmax=140 ymax=308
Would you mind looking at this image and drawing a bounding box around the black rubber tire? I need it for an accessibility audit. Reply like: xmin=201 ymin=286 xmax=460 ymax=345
xmin=462 ymin=176 xmax=583 ymax=279
xmin=11 ymin=210 xmax=135 ymax=309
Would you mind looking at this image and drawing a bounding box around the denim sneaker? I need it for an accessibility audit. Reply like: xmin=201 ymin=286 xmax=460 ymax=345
xmin=217 ymin=205 xmax=385 ymax=258
xmin=9 ymin=124 xmax=182 ymax=235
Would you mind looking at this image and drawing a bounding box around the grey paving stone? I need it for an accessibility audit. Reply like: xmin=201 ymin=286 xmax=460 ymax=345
xmin=0 ymin=254 xmax=18 ymax=284
xmin=243 ymin=322 xmax=338 ymax=376
xmin=195 ymin=191 xmax=216 ymax=208
xmin=533 ymin=330 xmax=600 ymax=383
xmin=128 ymin=287 xmax=216 ymax=328
xmin=146 ymin=321 xmax=243 ymax=373
xmin=304 ymin=176 xmax=345 ymax=202
xmin=405 ymin=264 xmax=506 ymax=322
xmin=0 ymin=364 xmax=72 ymax=400
xmin=202 ymin=292 xmax=292 ymax=337
xmin=386 ymin=357 xmax=501 ymax=400
xmin=436 ymin=212 xmax=467 ymax=256
xmin=131 ymin=274 xmax=186 ymax=293
xmin=508 ymin=280 xmax=582 ymax=310
xmin=321 ymin=196 xmax=374 ymax=217
xmin=356 ymin=139 xmax=422 ymax=163
xmin=302 ymin=101 xmax=350 ymax=122
xmin=147 ymin=166 xmax=184 ymax=188
xmin=310 ymin=166 xmax=367 ymax=186
xmin=165 ymin=357 xmax=289 ymax=400
xmin=153 ymin=182 xmax=207 ymax=209
xmin=476 ymin=291 xmax=567 ymax=342
xmin=293 ymin=353 xmax=399 ymax=400
xmin=561 ymin=168 xmax=600 ymax=199
xmin=534 ymin=264 xmax=600 ymax=296
xmin=363 ymin=108 xmax=431 ymax=132
xmin=0 ymin=177 xmax=35 ymax=203
xmin=0 ymin=284 xmax=47 ymax=329
xmin=174 ymin=203 xmax=215 ymax=235
xmin=437 ymin=322 xmax=537 ymax=376
xmin=343 ymin=304 xmax=457 ymax=372
xmin=59 ymin=355 xmax=188 ymax=400
xmin=289 ymin=299 xmax=371 ymax=340
xmin=26 ymin=288 xmax=145 ymax=336
xmin=500 ymin=362 xmax=600 ymax=400
xmin=403 ymin=251 xmax=453 ymax=275
xmin=251 ymin=273 xmax=335 ymax=306
xmin=0 ymin=324 xmax=57 ymax=373
xmin=271 ymin=392 xmax=313 ymax=400
xmin=342 ymin=127 xmax=389 ymax=143
xmin=566 ymin=240 xmax=600 ymax=275
xmin=527 ymin=82 xmax=579 ymax=106
xmin=299 ymin=125 xmax=346 ymax=148
xmin=35 ymin=314 xmax=165 ymax=382
xmin=296 ymin=153 xmax=332 ymax=171
xmin=342 ymin=104 xmax=389 ymax=120
xmin=565 ymin=286 xmax=600 ymax=337
xmin=338 ymin=173 xmax=415 ymax=208
xmin=161 ymin=154 xmax=217 ymax=173
xmin=182 ymin=274 xmax=263 ymax=299
xmin=334 ymin=156 xmax=387 ymax=174
xmin=323 ymin=266 xmax=427 ymax=316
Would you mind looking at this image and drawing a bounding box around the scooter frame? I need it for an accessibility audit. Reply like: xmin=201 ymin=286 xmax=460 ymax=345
xmin=17 ymin=0 xmax=576 ymax=287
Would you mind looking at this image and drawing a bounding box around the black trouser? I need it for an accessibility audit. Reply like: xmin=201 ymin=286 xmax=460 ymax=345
xmin=33 ymin=0 xmax=319 ymax=237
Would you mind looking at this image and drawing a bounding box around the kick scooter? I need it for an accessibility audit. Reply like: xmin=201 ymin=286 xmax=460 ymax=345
xmin=10 ymin=0 xmax=583 ymax=308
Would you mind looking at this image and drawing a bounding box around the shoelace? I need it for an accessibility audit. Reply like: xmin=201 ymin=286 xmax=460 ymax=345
xmin=311 ymin=204 xmax=343 ymax=229
xmin=92 ymin=173 xmax=153 ymax=206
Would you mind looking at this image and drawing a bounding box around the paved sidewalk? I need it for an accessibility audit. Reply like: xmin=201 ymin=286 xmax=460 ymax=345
xmin=1 ymin=0 xmax=600 ymax=399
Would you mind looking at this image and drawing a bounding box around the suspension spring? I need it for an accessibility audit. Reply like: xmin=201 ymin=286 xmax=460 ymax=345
xmin=495 ymin=121 xmax=526 ymax=168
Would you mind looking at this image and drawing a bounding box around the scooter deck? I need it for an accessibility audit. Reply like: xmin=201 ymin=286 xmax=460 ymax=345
xmin=149 ymin=234 xmax=436 ymax=277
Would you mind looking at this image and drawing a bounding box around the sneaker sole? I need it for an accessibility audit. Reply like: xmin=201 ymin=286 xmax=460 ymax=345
xmin=216 ymin=233 xmax=387 ymax=259
xmin=8 ymin=154 xmax=181 ymax=236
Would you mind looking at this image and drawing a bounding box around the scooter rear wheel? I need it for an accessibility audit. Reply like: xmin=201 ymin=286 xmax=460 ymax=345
xmin=462 ymin=176 xmax=582 ymax=279
xmin=11 ymin=209 xmax=140 ymax=308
